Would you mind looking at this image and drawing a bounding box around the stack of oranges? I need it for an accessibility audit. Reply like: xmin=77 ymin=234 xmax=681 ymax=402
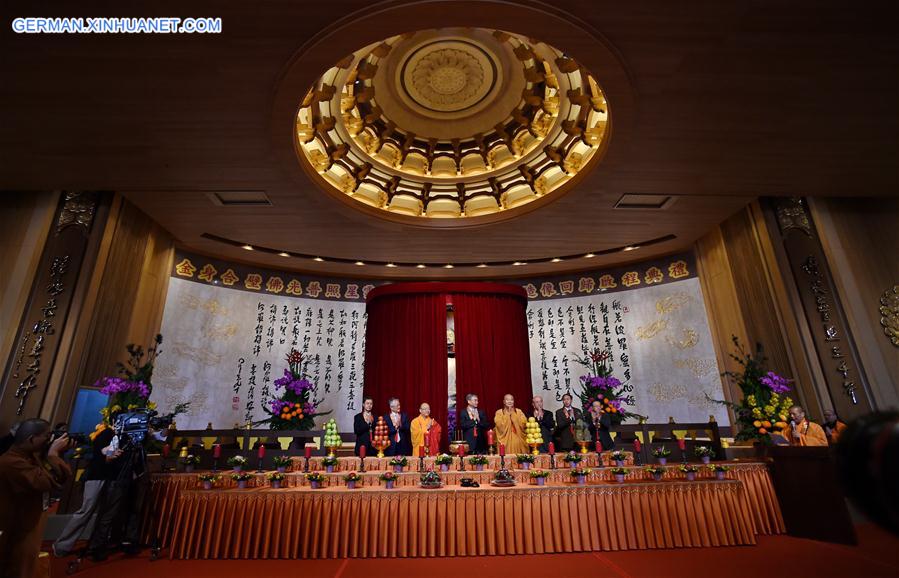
xmin=280 ymin=402 xmax=304 ymax=422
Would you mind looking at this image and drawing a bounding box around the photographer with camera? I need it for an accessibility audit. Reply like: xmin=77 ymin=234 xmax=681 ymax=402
xmin=52 ymin=421 xmax=124 ymax=558
xmin=0 ymin=418 xmax=71 ymax=578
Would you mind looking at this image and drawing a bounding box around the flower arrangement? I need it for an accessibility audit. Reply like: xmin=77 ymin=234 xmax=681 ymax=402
xmin=609 ymin=467 xmax=627 ymax=476
xmin=708 ymin=337 xmax=795 ymax=443
xmin=272 ymin=456 xmax=292 ymax=468
xmin=264 ymin=349 xmax=328 ymax=430
xmin=679 ymin=464 xmax=699 ymax=473
xmin=467 ymin=455 xmax=488 ymax=466
xmin=516 ymin=454 xmax=536 ymax=464
xmin=569 ymin=467 xmax=590 ymax=477
xmin=574 ymin=348 xmax=643 ymax=425
xmin=183 ymin=454 xmax=201 ymax=465
xmin=645 ymin=466 xmax=666 ymax=480
xmin=343 ymin=472 xmax=362 ymax=482
xmin=693 ymin=446 xmax=714 ymax=458
xmin=231 ymin=472 xmax=253 ymax=482
xmin=389 ymin=456 xmax=408 ymax=467
xmin=529 ymin=469 xmax=550 ymax=478
xmin=434 ymin=454 xmax=453 ymax=466
xmin=227 ymin=455 xmax=247 ymax=468
xmin=379 ymin=471 xmax=398 ymax=482
xmin=305 ymin=472 xmax=325 ymax=484
xmin=198 ymin=473 xmax=220 ymax=483
xmin=609 ymin=450 xmax=627 ymax=465
xmin=708 ymin=464 xmax=729 ymax=472
xmin=322 ymin=455 xmax=339 ymax=467
xmin=563 ymin=452 xmax=584 ymax=464
xmin=267 ymin=472 xmax=286 ymax=482
xmin=651 ymin=447 xmax=671 ymax=458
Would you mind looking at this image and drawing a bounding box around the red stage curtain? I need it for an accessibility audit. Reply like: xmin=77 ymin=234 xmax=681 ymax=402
xmin=453 ymin=293 xmax=533 ymax=422
xmin=363 ymin=294 xmax=448 ymax=445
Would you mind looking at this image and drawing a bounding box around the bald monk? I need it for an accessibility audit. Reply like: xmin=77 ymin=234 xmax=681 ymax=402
xmin=0 ymin=419 xmax=71 ymax=578
xmin=493 ymin=394 xmax=529 ymax=455
xmin=410 ymin=403 xmax=442 ymax=456
xmin=823 ymin=408 xmax=848 ymax=444
xmin=782 ymin=405 xmax=828 ymax=447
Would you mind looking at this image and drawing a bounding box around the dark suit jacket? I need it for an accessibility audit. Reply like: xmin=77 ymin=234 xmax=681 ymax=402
xmin=384 ymin=412 xmax=411 ymax=456
xmin=553 ymin=407 xmax=583 ymax=451
xmin=353 ymin=412 xmax=376 ymax=456
xmin=458 ymin=407 xmax=489 ymax=454
xmin=530 ymin=410 xmax=555 ymax=452
xmin=587 ymin=411 xmax=615 ymax=451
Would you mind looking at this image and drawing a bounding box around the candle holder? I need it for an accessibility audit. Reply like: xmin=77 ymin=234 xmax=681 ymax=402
xmin=372 ymin=439 xmax=390 ymax=459
xmin=549 ymin=453 xmax=556 ymax=470
xmin=303 ymin=456 xmax=310 ymax=473
xmin=680 ymin=448 xmax=688 ymax=464
xmin=458 ymin=455 xmax=466 ymax=472
xmin=576 ymin=441 xmax=590 ymax=454
xmin=359 ymin=456 xmax=366 ymax=472
xmin=326 ymin=445 xmax=339 ymax=459
xmin=257 ymin=457 xmax=264 ymax=473
xmin=499 ymin=454 xmax=506 ymax=470
xmin=529 ymin=442 xmax=540 ymax=457
xmin=419 ymin=456 xmax=425 ymax=472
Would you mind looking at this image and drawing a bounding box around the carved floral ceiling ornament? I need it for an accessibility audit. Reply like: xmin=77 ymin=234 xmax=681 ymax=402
xmin=775 ymin=196 xmax=813 ymax=237
xmin=294 ymin=28 xmax=610 ymax=221
xmin=56 ymin=191 xmax=99 ymax=235
xmin=880 ymin=285 xmax=899 ymax=347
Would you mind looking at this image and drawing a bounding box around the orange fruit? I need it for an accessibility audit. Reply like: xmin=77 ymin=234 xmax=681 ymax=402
xmin=753 ymin=420 xmax=762 ymax=427
xmin=758 ymin=428 xmax=767 ymax=434
xmin=762 ymin=421 xmax=771 ymax=428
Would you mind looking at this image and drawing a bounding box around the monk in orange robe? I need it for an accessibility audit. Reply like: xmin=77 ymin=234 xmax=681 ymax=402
xmin=493 ymin=394 xmax=528 ymax=455
xmin=822 ymin=409 xmax=848 ymax=444
xmin=411 ymin=403 xmax=441 ymax=456
xmin=783 ymin=405 xmax=828 ymax=446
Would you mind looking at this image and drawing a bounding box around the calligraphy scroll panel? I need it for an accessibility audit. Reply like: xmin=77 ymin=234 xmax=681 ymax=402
xmin=527 ymin=278 xmax=730 ymax=425
xmin=152 ymin=278 xmax=366 ymax=431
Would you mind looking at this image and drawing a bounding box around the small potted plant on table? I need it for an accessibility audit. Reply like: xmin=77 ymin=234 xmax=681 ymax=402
xmin=183 ymin=454 xmax=201 ymax=473
xmin=231 ymin=471 xmax=253 ymax=489
xmin=530 ymin=469 xmax=550 ymax=486
xmin=651 ymin=447 xmax=671 ymax=465
xmin=468 ymin=455 xmax=488 ymax=471
xmin=198 ymin=473 xmax=220 ymax=490
xmin=709 ymin=464 xmax=729 ymax=480
xmin=645 ymin=466 xmax=666 ymax=482
xmin=272 ymin=455 xmax=292 ymax=473
xmin=434 ymin=454 xmax=453 ymax=472
xmin=570 ymin=467 xmax=590 ymax=485
xmin=610 ymin=467 xmax=627 ymax=483
xmin=609 ymin=450 xmax=627 ymax=468
xmin=323 ymin=455 xmax=339 ymax=473
xmin=267 ymin=472 xmax=286 ymax=489
xmin=306 ymin=472 xmax=325 ymax=489
xmin=389 ymin=456 xmax=408 ymax=473
xmin=380 ymin=471 xmax=398 ymax=489
xmin=694 ymin=446 xmax=715 ymax=464
xmin=516 ymin=454 xmax=536 ymax=470
xmin=679 ymin=464 xmax=699 ymax=481
xmin=344 ymin=471 xmax=362 ymax=489
xmin=227 ymin=455 xmax=247 ymax=472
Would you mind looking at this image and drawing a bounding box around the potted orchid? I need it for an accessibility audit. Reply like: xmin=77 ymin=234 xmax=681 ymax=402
xmin=272 ymin=455 xmax=292 ymax=473
xmin=305 ymin=472 xmax=325 ymax=489
xmin=610 ymin=467 xmax=627 ymax=483
xmin=468 ymin=455 xmax=488 ymax=471
xmin=343 ymin=472 xmax=362 ymax=489
xmin=530 ymin=469 xmax=550 ymax=486
xmin=679 ymin=464 xmax=699 ymax=481
xmin=267 ymin=472 xmax=286 ymax=489
xmin=323 ymin=455 xmax=339 ymax=473
xmin=182 ymin=454 xmax=201 ymax=473
xmin=569 ymin=467 xmax=590 ymax=485
xmin=651 ymin=446 xmax=671 ymax=465
xmin=389 ymin=456 xmax=408 ymax=472
xmin=231 ymin=471 xmax=253 ymax=489
xmin=694 ymin=446 xmax=715 ymax=464
xmin=516 ymin=454 xmax=536 ymax=470
xmin=708 ymin=464 xmax=729 ymax=480
xmin=227 ymin=455 xmax=247 ymax=472
xmin=198 ymin=472 xmax=220 ymax=490
xmin=434 ymin=454 xmax=453 ymax=472
xmin=379 ymin=471 xmax=398 ymax=489
xmin=645 ymin=466 xmax=666 ymax=481
xmin=563 ymin=452 xmax=584 ymax=467
xmin=609 ymin=450 xmax=627 ymax=468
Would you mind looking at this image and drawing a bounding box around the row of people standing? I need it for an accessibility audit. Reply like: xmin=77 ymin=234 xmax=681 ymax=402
xmin=353 ymin=392 xmax=614 ymax=457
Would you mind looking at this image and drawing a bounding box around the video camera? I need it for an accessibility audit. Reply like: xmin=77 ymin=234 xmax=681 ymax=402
xmin=51 ymin=430 xmax=88 ymax=446
xmin=112 ymin=408 xmax=174 ymax=447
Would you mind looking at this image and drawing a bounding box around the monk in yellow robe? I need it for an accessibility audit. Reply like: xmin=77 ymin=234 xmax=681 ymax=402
xmin=822 ymin=408 xmax=848 ymax=444
xmin=783 ymin=405 xmax=828 ymax=446
xmin=493 ymin=394 xmax=528 ymax=455
xmin=411 ymin=403 xmax=441 ymax=456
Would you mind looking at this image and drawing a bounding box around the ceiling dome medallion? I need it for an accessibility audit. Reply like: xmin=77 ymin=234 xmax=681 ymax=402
xmin=295 ymin=28 xmax=610 ymax=221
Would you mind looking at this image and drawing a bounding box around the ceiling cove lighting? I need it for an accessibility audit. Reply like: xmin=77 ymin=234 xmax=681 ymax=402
xmin=241 ymin=244 xmax=254 ymax=251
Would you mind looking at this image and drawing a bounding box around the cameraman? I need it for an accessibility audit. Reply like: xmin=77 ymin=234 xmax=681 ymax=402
xmin=85 ymin=412 xmax=150 ymax=561
xmin=52 ymin=423 xmax=123 ymax=557
xmin=0 ymin=418 xmax=71 ymax=578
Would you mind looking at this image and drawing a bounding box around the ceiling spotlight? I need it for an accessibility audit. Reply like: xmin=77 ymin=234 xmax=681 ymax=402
xmin=241 ymin=244 xmax=253 ymax=251
xmin=386 ymin=263 xmax=397 ymax=268
xmin=444 ymin=264 xmax=454 ymax=269
xmin=623 ymin=245 xmax=639 ymax=251
xmin=313 ymin=257 xmax=324 ymax=262
xmin=551 ymin=258 xmax=562 ymax=263
xmin=355 ymin=261 xmax=365 ymax=266
xmin=513 ymin=261 xmax=525 ymax=266
xmin=278 ymin=252 xmax=290 ymax=257
xmin=416 ymin=264 xmax=426 ymax=269
xmin=476 ymin=263 xmax=488 ymax=268
xmin=584 ymin=253 xmax=596 ymax=258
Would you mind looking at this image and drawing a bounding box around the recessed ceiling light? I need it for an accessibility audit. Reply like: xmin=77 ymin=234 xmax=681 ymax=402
xmin=386 ymin=263 xmax=397 ymax=268
xmin=355 ymin=261 xmax=365 ymax=266
xmin=444 ymin=264 xmax=454 ymax=269
xmin=623 ymin=245 xmax=639 ymax=251
xmin=241 ymin=244 xmax=253 ymax=251
xmin=313 ymin=257 xmax=324 ymax=262
xmin=584 ymin=253 xmax=596 ymax=258
xmin=551 ymin=258 xmax=562 ymax=263
xmin=513 ymin=261 xmax=525 ymax=266
xmin=476 ymin=264 xmax=488 ymax=268
xmin=416 ymin=264 xmax=426 ymax=269
xmin=278 ymin=252 xmax=290 ymax=257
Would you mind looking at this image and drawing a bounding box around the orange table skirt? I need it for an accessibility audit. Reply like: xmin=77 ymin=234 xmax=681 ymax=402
xmin=144 ymin=461 xmax=782 ymax=547
xmin=168 ymin=480 xmax=757 ymax=559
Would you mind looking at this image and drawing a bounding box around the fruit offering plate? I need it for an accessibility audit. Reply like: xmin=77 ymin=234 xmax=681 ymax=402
xmin=419 ymin=482 xmax=444 ymax=489
xmin=489 ymin=479 xmax=516 ymax=487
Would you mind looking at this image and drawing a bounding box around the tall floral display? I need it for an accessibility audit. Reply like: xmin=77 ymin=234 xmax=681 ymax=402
xmin=711 ymin=337 xmax=794 ymax=443
xmin=264 ymin=349 xmax=327 ymax=430
xmin=574 ymin=348 xmax=640 ymax=425
xmin=93 ymin=334 xmax=163 ymax=426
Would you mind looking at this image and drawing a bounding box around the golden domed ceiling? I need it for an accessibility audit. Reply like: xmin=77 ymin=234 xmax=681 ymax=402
xmin=295 ymin=28 xmax=609 ymax=221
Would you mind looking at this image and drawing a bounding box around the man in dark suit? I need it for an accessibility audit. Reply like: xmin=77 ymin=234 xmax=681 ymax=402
xmin=553 ymin=393 xmax=582 ymax=452
xmin=530 ymin=395 xmax=555 ymax=453
xmin=458 ymin=393 xmax=489 ymax=454
xmin=353 ymin=396 xmax=376 ymax=456
xmin=384 ymin=397 xmax=412 ymax=456
xmin=587 ymin=400 xmax=615 ymax=451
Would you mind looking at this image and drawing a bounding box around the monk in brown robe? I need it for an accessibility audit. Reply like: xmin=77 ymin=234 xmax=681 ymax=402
xmin=783 ymin=405 xmax=828 ymax=447
xmin=0 ymin=419 xmax=71 ymax=578
xmin=493 ymin=394 xmax=528 ymax=455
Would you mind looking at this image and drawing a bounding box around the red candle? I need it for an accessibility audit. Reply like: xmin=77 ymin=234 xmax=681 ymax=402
xmin=548 ymin=442 xmax=555 ymax=455
xmin=487 ymin=430 xmax=494 ymax=447
xmin=212 ymin=444 xmax=221 ymax=458
xmin=258 ymin=445 xmax=266 ymax=459
xmin=162 ymin=443 xmax=170 ymax=458
xmin=424 ymin=431 xmax=430 ymax=447
xmin=677 ymin=438 xmax=686 ymax=450
xmin=457 ymin=445 xmax=465 ymax=458
xmin=304 ymin=445 xmax=313 ymax=459
xmin=633 ymin=439 xmax=642 ymax=452
xmin=359 ymin=445 xmax=366 ymax=459
xmin=499 ymin=443 xmax=505 ymax=456
xmin=595 ymin=441 xmax=602 ymax=453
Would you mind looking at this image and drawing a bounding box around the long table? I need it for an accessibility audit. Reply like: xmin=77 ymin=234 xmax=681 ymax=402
xmin=168 ymin=479 xmax=757 ymax=559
